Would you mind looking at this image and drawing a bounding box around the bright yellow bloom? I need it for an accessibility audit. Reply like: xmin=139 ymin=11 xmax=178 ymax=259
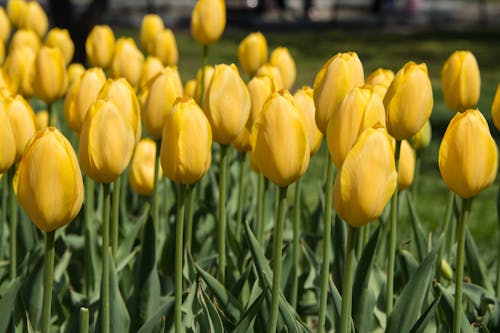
xmin=194 ymin=65 xmax=214 ymax=107
xmin=246 ymin=74 xmax=274 ymax=130
xmin=129 ymin=138 xmax=160 ymax=195
xmin=0 ymin=7 xmax=11 ymax=42
xmin=35 ymin=110 xmax=48 ymax=131
xmin=3 ymin=94 xmax=36 ymax=161
xmin=0 ymin=105 xmax=16 ymax=173
xmin=439 ymin=109 xmax=498 ymax=199
xmin=293 ymin=86 xmax=323 ymax=155
xmin=4 ymin=45 xmax=35 ymax=97
xmin=184 ymin=79 xmax=197 ymax=99
xmin=7 ymin=0 xmax=26 ymax=28
xmin=139 ymin=56 xmax=164 ymax=90
xmin=15 ymin=127 xmax=84 ymax=232
xmin=232 ymin=126 xmax=251 ymax=152
xmin=0 ymin=69 xmax=13 ymax=95
xmin=409 ymin=120 xmax=432 ymax=154
xmin=366 ymin=68 xmax=394 ymax=89
xmin=333 ymin=127 xmax=397 ymax=227
xmin=18 ymin=1 xmax=47 ymax=37
xmin=190 ymin=0 xmax=226 ymax=46
xmin=45 ymin=28 xmax=74 ymax=65
xmin=238 ymin=32 xmax=268 ymax=77
xmin=270 ymin=47 xmax=296 ymax=90
xmin=85 ymin=25 xmax=115 ymax=69
xmin=0 ymin=43 xmax=4 ymax=66
xmin=251 ymin=90 xmax=310 ymax=187
xmin=491 ymin=84 xmax=500 ymax=130
xmin=384 ymin=61 xmax=433 ymax=140
xmin=140 ymin=14 xmax=164 ymax=55
xmin=67 ymin=63 xmax=85 ymax=86
xmin=441 ymin=50 xmax=480 ymax=112
xmin=398 ymin=140 xmax=416 ymax=191
xmin=9 ymin=28 xmax=40 ymax=54
xmin=160 ymin=98 xmax=212 ymax=184
xmin=152 ymin=28 xmax=178 ymax=66
xmin=255 ymin=64 xmax=284 ymax=91
xmin=33 ymin=46 xmax=68 ymax=104
xmin=110 ymin=37 xmax=145 ymax=89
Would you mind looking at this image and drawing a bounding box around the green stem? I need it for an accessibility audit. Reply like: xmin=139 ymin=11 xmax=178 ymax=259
xmin=101 ymin=183 xmax=111 ymax=333
xmin=497 ymin=186 xmax=500 ymax=297
xmin=80 ymin=307 xmax=89 ymax=333
xmin=268 ymin=185 xmax=288 ymax=333
xmin=199 ymin=45 xmax=209 ymax=108
xmin=84 ymin=176 xmax=94 ymax=297
xmin=356 ymin=225 xmax=364 ymax=258
xmin=8 ymin=168 xmax=17 ymax=280
xmin=42 ymin=230 xmax=55 ymax=333
xmin=0 ymin=175 xmax=8 ymax=261
xmin=175 ymin=184 xmax=187 ymax=333
xmin=318 ymin=158 xmax=335 ymax=330
xmin=437 ymin=191 xmax=455 ymax=280
xmin=411 ymin=156 xmax=421 ymax=199
xmin=235 ymin=152 xmax=246 ymax=241
xmin=291 ymin=178 xmax=301 ymax=308
xmin=340 ymin=225 xmax=359 ymax=333
xmin=152 ymin=144 xmax=161 ymax=234
xmin=256 ymin=173 xmax=265 ymax=246
xmin=48 ymin=103 xmax=57 ymax=127
xmin=454 ymin=197 xmax=471 ymax=333
xmin=185 ymin=184 xmax=196 ymax=251
xmin=111 ymin=175 xmax=121 ymax=258
xmin=218 ymin=144 xmax=229 ymax=284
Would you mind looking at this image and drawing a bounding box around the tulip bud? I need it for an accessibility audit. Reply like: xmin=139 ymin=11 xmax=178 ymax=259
xmin=313 ymin=52 xmax=364 ymax=133
xmin=270 ymin=47 xmax=296 ymax=90
xmin=142 ymin=67 xmax=183 ymax=139
xmin=238 ymin=32 xmax=268 ymax=77
xmin=110 ymin=38 xmax=145 ymax=89
xmin=184 ymin=79 xmax=197 ymax=99
xmin=3 ymin=94 xmax=36 ymax=161
xmin=45 ymin=28 xmax=74 ymax=65
xmin=491 ymin=83 xmax=500 ymax=130
xmin=398 ymin=140 xmax=416 ymax=191
xmin=251 ymin=90 xmax=310 ymax=187
xmin=86 ymin=25 xmax=115 ymax=68
xmin=246 ymin=74 xmax=274 ymax=130
xmin=205 ymin=64 xmax=251 ymax=144
xmin=255 ymin=64 xmax=284 ymax=91
xmin=9 ymin=28 xmax=41 ymax=54
xmin=7 ymin=0 xmax=26 ymax=28
xmin=409 ymin=120 xmax=432 ymax=154
xmin=35 ymin=110 xmax=48 ymax=131
xmin=441 ymin=259 xmax=453 ymax=280
xmin=129 ymin=138 xmax=160 ymax=195
xmin=384 ymin=61 xmax=433 ymax=140
xmin=232 ymin=126 xmax=251 ymax=152
xmin=139 ymin=56 xmax=164 ymax=89
xmin=194 ymin=65 xmax=214 ymax=106
xmin=15 ymin=127 xmax=84 ymax=232
xmin=33 ymin=46 xmax=68 ymax=104
xmin=327 ymin=85 xmax=386 ymax=168
xmin=441 ymin=50 xmax=480 ymax=112
xmin=5 ymin=45 xmax=35 ymax=97
xmin=190 ymin=0 xmax=226 ymax=46
xmin=293 ymin=86 xmax=323 ymax=155
xmin=333 ymin=127 xmax=397 ymax=227
xmin=140 ymin=14 xmax=164 ymax=55
xmin=0 ymin=7 xmax=11 ymax=42
xmin=67 ymin=63 xmax=85 ymax=86
xmin=439 ymin=109 xmax=497 ymax=199
xmin=160 ymin=98 xmax=212 ymax=184
xmin=366 ymin=68 xmax=394 ymax=89
xmin=79 ymin=100 xmax=135 ymax=184
xmin=0 ymin=106 xmax=16 ymax=173
xmin=152 ymin=28 xmax=178 ymax=66
xmin=19 ymin=1 xmax=47 ymax=38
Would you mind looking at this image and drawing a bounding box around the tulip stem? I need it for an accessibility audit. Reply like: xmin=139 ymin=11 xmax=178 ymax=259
xmin=199 ymin=45 xmax=209 ymax=108
xmin=218 ymin=144 xmax=229 ymax=284
xmin=0 ymin=176 xmax=8 ymax=261
xmin=48 ymin=103 xmax=57 ymax=127
xmin=8 ymin=168 xmax=17 ymax=280
xmin=185 ymin=184 xmax=196 ymax=250
xmin=111 ymin=175 xmax=121 ymax=258
xmin=152 ymin=144 xmax=161 ymax=236
xmin=175 ymin=184 xmax=187 ymax=333
xmin=318 ymin=158 xmax=335 ymax=330
xmin=340 ymin=225 xmax=359 ymax=333
xmin=101 ymin=183 xmax=111 ymax=333
xmin=235 ymin=152 xmax=246 ymax=241
xmin=291 ymin=178 xmax=301 ymax=308
xmin=268 ymin=185 xmax=288 ymax=333
xmin=496 ymin=187 xmax=500 ymax=297
xmin=256 ymin=173 xmax=265 ymax=245
xmin=84 ymin=176 xmax=94 ymax=297
xmin=42 ymin=230 xmax=55 ymax=333
xmin=437 ymin=191 xmax=455 ymax=281
xmin=454 ymin=197 xmax=471 ymax=333
xmin=80 ymin=307 xmax=89 ymax=333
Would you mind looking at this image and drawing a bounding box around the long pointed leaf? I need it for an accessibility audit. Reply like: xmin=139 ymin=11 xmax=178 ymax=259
xmin=465 ymin=227 xmax=494 ymax=293
xmin=406 ymin=191 xmax=428 ymax=261
xmin=409 ymin=292 xmax=442 ymax=333
xmin=0 ymin=278 xmax=22 ymax=333
xmin=137 ymin=296 xmax=174 ymax=333
xmin=233 ymin=290 xmax=266 ymax=333
xmin=434 ymin=282 xmax=474 ymax=333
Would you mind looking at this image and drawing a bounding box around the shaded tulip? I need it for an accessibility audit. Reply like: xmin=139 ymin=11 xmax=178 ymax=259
xmin=140 ymin=14 xmax=164 ymax=55
xmin=232 ymin=126 xmax=251 ymax=152
xmin=160 ymin=98 xmax=212 ymax=184
xmin=366 ymin=68 xmax=394 ymax=89
xmin=35 ymin=110 xmax=49 ymax=130
xmin=441 ymin=50 xmax=480 ymax=112
xmin=255 ymin=64 xmax=284 ymax=91
xmin=384 ymin=61 xmax=433 ymax=140
xmin=398 ymin=140 xmax=416 ymax=191
xmin=293 ymin=86 xmax=323 ymax=155
xmin=0 ymin=69 xmax=13 ymax=97
xmin=333 ymin=127 xmax=397 ymax=227
xmin=15 ymin=127 xmax=83 ymax=232
xmin=142 ymin=66 xmax=183 ymax=139
xmin=45 ymin=28 xmax=74 ymax=65
xmin=4 ymin=45 xmax=35 ymax=97
xmin=7 ymin=0 xmax=26 ymax=28
xmin=9 ymin=28 xmax=41 ymax=53
xmin=79 ymin=99 xmax=135 ymax=184
xmin=0 ymin=43 xmax=4 ymax=66
xmin=85 ymin=25 xmax=115 ymax=68
xmin=492 ymin=84 xmax=500 ymax=130
xmin=194 ymin=65 xmax=214 ymax=106
xmin=438 ymin=109 xmax=497 ymax=199
xmin=0 ymin=7 xmax=11 ymax=42
xmin=246 ymin=74 xmax=274 ymax=130
xmin=3 ymin=94 xmax=36 ymax=160
xmin=152 ymin=28 xmax=178 ymax=66
xmin=67 ymin=63 xmax=85 ymax=86
xmin=251 ymin=90 xmax=310 ymax=187
xmin=327 ymin=85 xmax=385 ymax=168
xmin=204 ymin=64 xmax=251 ymax=144
xmin=313 ymin=52 xmax=364 ymax=134
xmin=33 ymin=46 xmax=68 ymax=104
xmin=0 ymin=106 xmax=16 ymax=173
xmin=110 ymin=38 xmax=145 ymax=89
xmin=139 ymin=56 xmax=164 ymax=89
xmin=410 ymin=120 xmax=432 ymax=154
xmin=270 ymin=47 xmax=296 ymax=90
xmin=238 ymin=32 xmax=268 ymax=77
xmin=129 ymin=138 xmax=159 ymax=195
xmin=18 ymin=0 xmax=47 ymax=37
xmin=184 ymin=79 xmax=197 ymax=99
xmin=190 ymin=0 xmax=226 ymax=46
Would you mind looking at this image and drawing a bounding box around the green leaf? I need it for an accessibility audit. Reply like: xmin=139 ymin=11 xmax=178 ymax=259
xmin=398 ymin=249 xmax=419 ymax=284
xmin=409 ymin=292 xmax=442 ymax=333
xmin=0 ymin=278 xmax=22 ymax=333
xmin=198 ymin=283 xmax=225 ymax=333
xmin=434 ymin=282 xmax=474 ymax=333
xmin=116 ymin=203 xmax=149 ymax=263
xmin=332 ymin=215 xmax=347 ymax=290
xmin=108 ymin=249 xmax=130 ymax=333
xmin=465 ymin=227 xmax=495 ymax=293
xmin=233 ymin=291 xmax=266 ymax=333
xmin=406 ymin=191 xmax=429 ymax=261
xmin=137 ymin=296 xmax=174 ymax=333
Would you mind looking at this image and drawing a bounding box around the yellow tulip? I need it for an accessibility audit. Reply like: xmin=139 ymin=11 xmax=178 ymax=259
xmin=67 ymin=63 xmax=85 ymax=86
xmin=255 ymin=64 xmax=284 ymax=91
xmin=140 ymin=14 xmax=164 ymax=55
xmin=439 ymin=109 xmax=498 ymax=199
xmin=7 ymin=0 xmax=25 ymax=28
xmin=110 ymin=37 xmax=145 ymax=89
xmin=190 ymin=0 xmax=226 ymax=46
xmin=142 ymin=66 xmax=183 ymax=140
xmin=194 ymin=65 xmax=214 ymax=107
xmin=184 ymin=79 xmax=197 ymax=99
xmin=441 ymin=50 xmax=480 ymax=112
xmin=3 ymin=94 xmax=36 ymax=161
xmin=160 ymin=98 xmax=212 ymax=184
xmin=238 ymin=32 xmax=268 ymax=77
xmin=398 ymin=140 xmax=416 ymax=191
xmin=0 ymin=69 xmax=12 ymax=95
xmin=366 ymin=68 xmax=394 ymax=89
xmin=333 ymin=127 xmax=397 ymax=227
xmin=384 ymin=61 xmax=433 ymax=140
xmin=33 ymin=46 xmax=68 ymax=104
xmin=313 ymin=52 xmax=364 ymax=134
xmin=327 ymin=85 xmax=386 ymax=168
xmin=251 ymin=90 xmax=310 ymax=187
xmin=85 ymin=25 xmax=115 ymax=68
xmin=0 ymin=7 xmax=11 ymax=42
xmin=35 ymin=110 xmax=48 ymax=131
xmin=232 ymin=126 xmax=251 ymax=152
xmin=270 ymin=47 xmax=296 ymax=90
xmin=9 ymin=28 xmax=41 ymax=54
xmin=246 ymin=74 xmax=274 ymax=130
xmin=293 ymin=86 xmax=323 ymax=155
xmin=0 ymin=43 xmax=5 ymax=66
xmin=4 ymin=45 xmax=35 ymax=97
xmin=45 ymin=28 xmax=74 ymax=65
xmin=152 ymin=28 xmax=178 ymax=66
xmin=0 ymin=105 xmax=16 ymax=173
xmin=79 ymin=100 xmax=135 ymax=184
xmin=139 ymin=56 xmax=164 ymax=89
xmin=492 ymin=84 xmax=500 ymax=130
xmin=64 ymin=67 xmax=106 ymax=134
xmin=15 ymin=127 xmax=83 ymax=232
xmin=129 ymin=138 xmax=160 ymax=195
xmin=18 ymin=0 xmax=47 ymax=37
xmin=205 ymin=64 xmax=251 ymax=144
xmin=409 ymin=120 xmax=432 ymax=154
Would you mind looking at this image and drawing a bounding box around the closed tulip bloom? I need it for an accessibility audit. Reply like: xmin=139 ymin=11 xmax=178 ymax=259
xmin=110 ymin=38 xmax=145 ymax=89
xmin=313 ymin=52 xmax=364 ymax=134
xmin=0 ymin=69 xmax=13 ymax=95
xmin=0 ymin=106 xmax=16 ymax=173
xmin=67 ymin=63 xmax=85 ymax=86
xmin=184 ymin=79 xmax=197 ymax=99
xmin=410 ymin=120 xmax=432 ymax=154
xmin=191 ymin=0 xmax=226 ymax=46
xmin=194 ymin=65 xmax=214 ymax=106
xmin=384 ymin=61 xmax=433 ymax=140
xmin=143 ymin=67 xmax=183 ymax=139
xmin=0 ymin=43 xmax=5 ymax=66
xmin=64 ymin=67 xmax=106 ymax=134
xmin=246 ymin=74 xmax=274 ymax=130
xmin=152 ymin=28 xmax=178 ymax=66
xmin=439 ymin=109 xmax=498 ymax=199
xmin=492 ymin=84 xmax=500 ymax=130
xmin=205 ymin=64 xmax=251 ymax=144
xmin=232 ymin=126 xmax=251 ymax=152
xmin=140 ymin=14 xmax=164 ymax=55
xmin=366 ymin=68 xmax=394 ymax=89
xmin=251 ymin=90 xmax=310 ymax=187
xmin=398 ymin=140 xmax=416 ymax=191
xmin=15 ymin=127 xmax=84 ymax=232
xmin=293 ymin=86 xmax=323 ymax=155
xmin=86 ymin=25 xmax=115 ymax=68
xmin=270 ymin=47 xmax=296 ymax=90
xmin=5 ymin=45 xmax=35 ymax=97
xmin=238 ymin=32 xmax=268 ymax=77
xmin=33 ymin=46 xmax=68 ymax=104
xmin=160 ymin=98 xmax=212 ymax=184
xmin=333 ymin=127 xmax=397 ymax=227
xmin=327 ymin=85 xmax=386 ymax=168
xmin=79 ymin=100 xmax=135 ymax=184
xmin=35 ymin=110 xmax=48 ymax=130
xmin=45 ymin=28 xmax=74 ymax=65
xmin=139 ymin=56 xmax=164 ymax=89
xmin=441 ymin=50 xmax=480 ymax=112
xmin=129 ymin=138 xmax=159 ymax=195
xmin=9 ymin=28 xmax=41 ymax=54
xmin=18 ymin=1 xmax=47 ymax=37
xmin=255 ymin=64 xmax=284 ymax=91
xmin=0 ymin=7 xmax=11 ymax=42
xmin=3 ymin=94 xmax=36 ymax=161
xmin=7 ymin=0 xmax=26 ymax=28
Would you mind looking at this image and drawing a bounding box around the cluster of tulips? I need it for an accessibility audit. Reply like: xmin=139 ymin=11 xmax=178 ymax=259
xmin=1 ymin=0 xmax=500 ymax=332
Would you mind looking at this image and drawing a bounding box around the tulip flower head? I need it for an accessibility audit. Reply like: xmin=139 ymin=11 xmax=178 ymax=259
xmin=246 ymin=74 xmax=275 ymax=130
xmin=0 ymin=7 xmax=11 ymax=42
xmin=67 ymin=63 xmax=85 ymax=86
xmin=152 ymin=28 xmax=179 ymax=66
xmin=184 ymin=79 xmax=197 ymax=99
xmin=366 ymin=68 xmax=394 ymax=89
xmin=238 ymin=32 xmax=268 ymax=77
xmin=0 ymin=105 xmax=16 ymax=173
xmin=129 ymin=138 xmax=160 ymax=195
xmin=110 ymin=37 xmax=145 ymax=89
xmin=255 ymin=64 xmax=284 ymax=91
xmin=3 ymin=94 xmax=36 ymax=161
xmin=33 ymin=46 xmax=68 ymax=104
xmin=45 ymin=28 xmax=74 ymax=65
xmin=194 ymin=65 xmax=214 ymax=107
xmin=293 ymin=86 xmax=323 ymax=155
xmin=86 ymin=25 xmax=116 ymax=69
xmin=5 ymin=44 xmax=36 ymax=97
xmin=397 ymin=140 xmax=416 ymax=191
xmin=19 ymin=1 xmax=47 ymax=38
xmin=7 ymin=0 xmax=26 ymax=28
xmin=270 ymin=47 xmax=296 ymax=90
xmin=491 ymin=83 xmax=500 ymax=130
xmin=140 ymin=14 xmax=164 ymax=55
xmin=35 ymin=110 xmax=49 ymax=131
xmin=409 ymin=120 xmax=432 ymax=154
xmin=9 ymin=28 xmax=41 ymax=54
xmin=191 ymin=0 xmax=226 ymax=46
xmin=232 ymin=126 xmax=252 ymax=153
xmin=139 ymin=56 xmax=164 ymax=90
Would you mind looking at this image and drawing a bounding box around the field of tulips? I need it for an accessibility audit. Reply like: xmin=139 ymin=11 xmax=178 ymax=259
xmin=2 ymin=0 xmax=500 ymax=332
